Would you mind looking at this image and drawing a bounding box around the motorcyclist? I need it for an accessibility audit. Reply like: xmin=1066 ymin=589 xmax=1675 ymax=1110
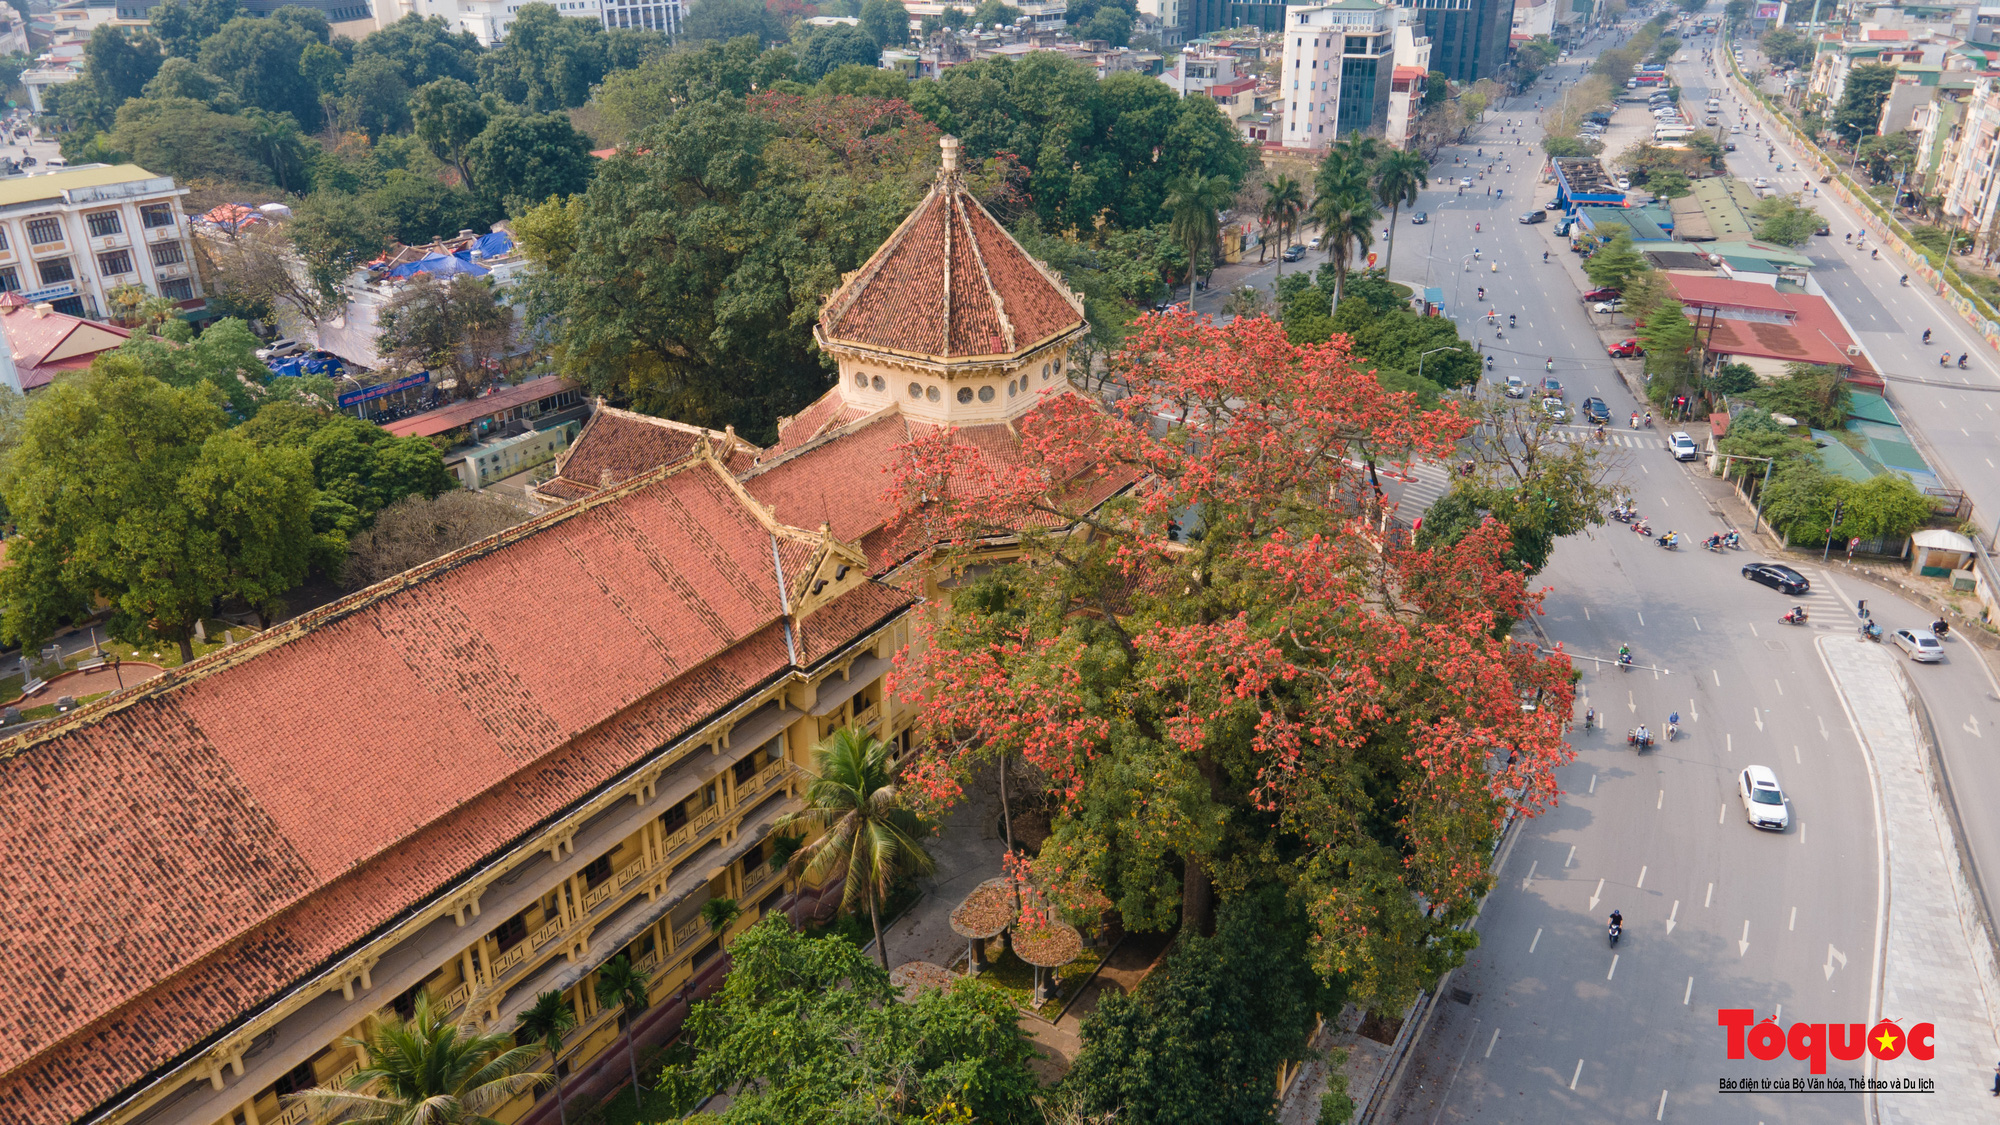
xmin=1942 ymin=352 xmax=1952 ymax=367
xmin=1546 ymin=357 xmax=1555 ymax=371
xmin=1543 ymin=250 xmax=1550 ymax=262
xmin=1933 ymin=618 xmax=1950 ymax=638
xmin=1509 ymin=314 xmax=1517 ymax=327
xmin=1478 ymin=286 xmax=1486 ymax=300
xmin=1619 ymin=643 xmax=1631 ymax=662
xmin=1900 ymin=275 xmax=1909 ymax=286
xmin=1630 ymin=410 xmax=1640 ymax=428
xmin=1923 ymin=329 xmax=1932 ymax=344
xmin=1643 ymin=409 xmax=1653 ymax=427
xmin=1668 ymin=710 xmax=1680 ymax=739
xmin=1960 ymin=354 xmax=1970 ymax=368
xmin=1609 ymin=909 xmax=1624 ymax=931
xmin=1785 ymin=605 xmax=1808 ymax=623
xmin=1634 ymin=724 xmax=1650 ymax=744
xmin=1485 ymin=354 xmax=1494 ymax=369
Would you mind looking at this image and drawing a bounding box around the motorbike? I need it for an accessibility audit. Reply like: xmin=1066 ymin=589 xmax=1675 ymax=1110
xmin=1632 ymin=519 xmax=1652 ymax=536
xmin=1618 ymin=652 xmax=1634 ymax=672
xmin=1477 ymin=288 xmax=1486 ymax=300
xmin=1667 ymin=720 xmax=1679 ymax=741
xmin=1608 ymin=920 xmax=1623 ymax=947
xmin=1546 ymin=359 xmax=1555 ymax=372
xmin=1509 ymin=314 xmax=1517 ymax=328
xmin=1860 ymin=621 xmax=1884 ymax=642
xmin=1703 ymin=534 xmax=1725 ymax=552
xmin=1960 ymin=355 xmax=1970 ymax=369
xmin=1626 ymin=727 xmax=1651 ymax=747
xmin=1901 ymin=275 xmax=1910 ymax=287
xmin=1723 ymin=531 xmax=1741 ymax=549
xmin=1611 ymin=505 xmax=1637 ymax=523
xmin=1656 ymin=533 xmax=1678 ymax=550
xmin=1933 ymin=619 xmax=1951 ymax=639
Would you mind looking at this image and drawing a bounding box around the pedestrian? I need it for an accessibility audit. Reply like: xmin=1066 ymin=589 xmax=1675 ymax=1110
xmin=1991 ymin=1061 xmax=1999 ymax=1096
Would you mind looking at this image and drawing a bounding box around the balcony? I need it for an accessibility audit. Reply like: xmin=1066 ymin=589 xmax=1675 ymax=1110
xmin=734 ymin=758 xmax=791 ymax=805
xmin=261 ymin=1060 xmax=364 ymax=1125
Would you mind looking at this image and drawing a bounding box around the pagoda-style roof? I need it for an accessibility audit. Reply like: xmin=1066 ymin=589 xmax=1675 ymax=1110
xmin=816 ymin=136 xmax=1085 ymax=365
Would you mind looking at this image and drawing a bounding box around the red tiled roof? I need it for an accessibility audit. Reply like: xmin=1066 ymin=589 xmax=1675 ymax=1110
xmin=817 ymin=155 xmax=1085 ymax=361
xmin=532 ymin=406 xmax=761 ymax=505
xmin=770 ymin=392 xmax=875 ymax=457
xmin=0 ymin=292 xmax=131 ymax=391
xmin=743 ymin=407 xmax=913 ymax=553
xmin=1664 ymin=275 xmax=1866 ymax=372
xmin=383 ymin=376 xmax=575 ymax=438
xmin=1394 ymin=64 xmax=1426 ymax=80
xmin=0 ymin=449 xmax=915 ymax=1125
xmin=1663 ymin=273 xmax=1793 ymax=313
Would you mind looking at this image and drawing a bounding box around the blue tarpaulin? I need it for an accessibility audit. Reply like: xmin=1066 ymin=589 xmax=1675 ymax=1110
xmin=387 ymin=251 xmax=490 ymax=279
xmin=474 ymin=231 xmax=513 ymax=259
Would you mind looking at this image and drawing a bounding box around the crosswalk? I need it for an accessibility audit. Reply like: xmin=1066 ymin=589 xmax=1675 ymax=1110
xmin=1546 ymin=425 xmax=1674 ymax=450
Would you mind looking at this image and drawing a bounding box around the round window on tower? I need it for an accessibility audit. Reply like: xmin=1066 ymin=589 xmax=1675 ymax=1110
xmin=1042 ymin=363 xmax=1051 ymax=380
xmin=1008 ymin=380 xmax=1018 ymax=397
xmin=908 ymin=382 xmax=923 ymax=398
xmin=871 ymin=375 xmax=886 ymax=391
xmin=978 ymin=385 xmax=995 ymax=403
xmin=927 ymin=386 xmax=941 ymax=402
xmin=852 ymin=372 xmax=868 ymax=388
xmin=957 ymin=387 xmax=974 ymax=404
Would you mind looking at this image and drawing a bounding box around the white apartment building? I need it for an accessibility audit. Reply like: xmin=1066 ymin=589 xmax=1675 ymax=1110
xmin=1937 ymin=78 xmax=2000 ymax=254
xmin=1281 ymin=0 xmax=1396 ymax=145
xmin=1162 ymin=48 xmax=1237 ymax=95
xmin=1385 ymin=13 xmax=1431 ymax=148
xmin=0 ymin=164 xmax=200 ymax=321
xmin=382 ymin=0 xmax=679 ymax=45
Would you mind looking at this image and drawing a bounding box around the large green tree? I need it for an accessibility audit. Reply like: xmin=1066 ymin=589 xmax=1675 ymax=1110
xmin=681 ymin=0 xmax=787 ymax=44
xmin=1751 ymin=194 xmax=1824 ymax=247
xmin=1373 ymin=149 xmax=1429 ymax=277
xmin=800 ymin=24 xmax=882 ymax=80
xmin=475 ymin=2 xmax=616 ymax=110
xmin=1583 ymin=230 xmax=1649 ymax=291
xmin=1833 ymin=63 xmax=1897 ymax=143
xmin=1163 ymin=172 xmax=1234 ymax=300
xmin=151 ymin=0 xmax=239 ymax=59
xmin=588 ymin=35 xmax=798 ymax=145
xmin=198 ymin=8 xmax=331 ymax=132
xmin=858 ymin=0 xmax=908 ymax=48
xmin=352 ymin=14 xmax=483 ymax=86
xmin=683 ymin=918 xmax=1042 ymax=1123
xmin=411 ymin=77 xmax=492 ymax=193
xmin=0 ymin=361 xmax=321 ymax=661
xmin=83 ymin=26 xmax=165 ymax=113
xmin=99 ymin=96 xmax=282 ymax=185
xmin=464 ymin=111 xmax=596 ymax=213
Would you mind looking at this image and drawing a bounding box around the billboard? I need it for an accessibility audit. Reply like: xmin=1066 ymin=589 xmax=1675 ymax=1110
xmin=336 ymin=371 xmax=429 ymax=408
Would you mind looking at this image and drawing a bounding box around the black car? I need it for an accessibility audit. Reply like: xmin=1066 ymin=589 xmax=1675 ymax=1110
xmin=1815 ymin=223 xmax=1831 ymax=236
xmin=1546 ymin=199 xmax=1565 ymax=210
xmin=1581 ymin=396 xmax=1610 ymax=423
xmin=1725 ymin=141 xmax=1737 ymax=151
xmin=1282 ymin=244 xmax=1306 ymax=262
xmin=1519 ymin=210 xmax=1547 ymax=224
xmin=1743 ymin=562 xmax=1811 ymax=595
xmin=1410 ymin=212 xmax=1428 ymax=224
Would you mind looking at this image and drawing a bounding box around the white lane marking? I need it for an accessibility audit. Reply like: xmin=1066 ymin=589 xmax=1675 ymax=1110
xmin=1565 ymin=845 xmax=1575 ymax=867
xmin=1690 ymin=698 xmax=1698 ymax=722
xmin=1728 ymin=732 xmax=1735 ymax=752
xmin=1486 ymin=1027 xmax=1501 ymax=1058
xmin=1637 ymin=865 xmax=1647 ymax=889
xmin=1638 ymin=611 xmax=1646 ymax=626
xmin=1570 ymin=1059 xmax=1584 ymax=1090
xmin=1522 ymin=859 xmax=1538 ymax=890
xmin=1607 ymin=953 xmax=1619 ymax=980
xmin=1795 ymin=744 xmax=1801 ymax=763
xmin=1658 ymin=1090 xmax=1669 ymax=1120
xmin=1789 ymin=905 xmax=1797 ymax=931
xmin=1641 ymin=463 xmax=1649 ymax=474
xmin=1589 ymin=773 xmax=1596 ymax=794
xmin=1666 ymin=900 xmax=1679 ymax=933
xmin=1719 ymin=802 xmax=1726 ymax=824
xmin=1589 ymin=878 xmax=1604 ymax=910
xmin=1583 ymin=606 xmax=1590 ymax=620
xmin=1775 ymin=678 xmax=1784 ymax=696
xmin=1705 ymin=882 xmax=1713 ymax=908
xmin=1628 ymin=690 xmax=1636 ymax=713
xmin=1684 ymin=976 xmax=1694 ymax=1004
xmin=1657 ymin=789 xmax=1664 ymax=809
xmin=1692 ymin=616 xmax=1700 ymax=631
xmin=1739 ymin=919 xmax=1750 ymax=955
xmin=1713 ymin=669 xmax=1721 ymax=686
xmin=1749 ymin=621 xmax=1759 ymax=637
xmin=1800 ymin=821 xmax=1806 ymax=846
xmin=1530 ymin=927 xmax=1542 ymax=953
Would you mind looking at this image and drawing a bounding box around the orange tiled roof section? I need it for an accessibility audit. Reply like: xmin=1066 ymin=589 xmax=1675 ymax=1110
xmin=0 ymin=450 xmax=915 ymax=1125
xmin=817 ymin=158 xmax=1084 ymax=361
xmin=533 ymin=405 xmax=762 ymax=504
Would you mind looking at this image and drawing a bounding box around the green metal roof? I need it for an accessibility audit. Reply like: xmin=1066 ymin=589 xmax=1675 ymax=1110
xmin=1812 ymin=435 xmax=1883 ymax=483
xmin=1847 ymin=390 xmax=1898 ymax=426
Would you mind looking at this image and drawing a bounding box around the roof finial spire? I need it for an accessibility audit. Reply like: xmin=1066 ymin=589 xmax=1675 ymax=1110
xmin=940 ymin=135 xmax=961 ymax=178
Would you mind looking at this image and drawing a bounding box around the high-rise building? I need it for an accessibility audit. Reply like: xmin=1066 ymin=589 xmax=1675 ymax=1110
xmin=385 ymin=0 xmax=678 ymax=46
xmin=1396 ymin=0 xmax=1511 ymax=83
xmin=1280 ymin=0 xmax=1397 ymax=145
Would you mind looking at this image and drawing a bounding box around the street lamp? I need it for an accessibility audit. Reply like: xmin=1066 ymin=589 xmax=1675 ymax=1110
xmin=1417 ymin=345 xmax=1464 ymax=386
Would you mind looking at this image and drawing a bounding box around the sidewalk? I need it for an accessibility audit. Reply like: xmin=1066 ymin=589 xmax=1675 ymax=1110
xmin=1816 ymin=629 xmax=2000 ymax=1122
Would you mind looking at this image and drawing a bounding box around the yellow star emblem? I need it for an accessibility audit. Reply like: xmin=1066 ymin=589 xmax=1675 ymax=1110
xmin=1874 ymin=1028 xmax=1899 ymax=1053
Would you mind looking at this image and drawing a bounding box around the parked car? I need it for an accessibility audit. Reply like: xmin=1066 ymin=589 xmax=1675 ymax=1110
xmin=1581 ymin=396 xmax=1610 ymax=423
xmin=1753 ymin=176 xmax=1768 ymax=188
xmin=256 ymin=338 xmax=305 ymax=361
xmin=1520 ymin=210 xmax=1547 ymax=224
xmin=1743 ymin=562 xmax=1811 ymax=595
xmin=1669 ymin=431 xmax=1699 ymax=461
xmin=1738 ymin=765 xmax=1791 ymax=830
xmin=1411 ymin=211 xmax=1429 ymax=224
xmin=1615 ymin=177 xmax=1631 ymax=190
xmin=1891 ymin=629 xmax=1945 ymax=663
xmin=1724 ymin=141 xmax=1736 ymax=151
xmin=1582 ymin=287 xmax=1621 ymax=302
xmin=1546 ymin=199 xmax=1565 ymax=210
xmin=1608 ymin=337 xmax=1644 ymax=358
xmin=1815 ymin=223 xmax=1831 ymax=236
xmin=1593 ymin=299 xmax=1624 ymax=313
xmin=1282 ymin=244 xmax=1306 ymax=262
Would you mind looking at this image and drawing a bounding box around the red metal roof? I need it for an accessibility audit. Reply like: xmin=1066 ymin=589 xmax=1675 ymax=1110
xmin=0 ymin=450 xmax=914 ymax=1125
xmin=382 ymin=375 xmax=575 ymax=438
xmin=0 ymin=292 xmax=131 ymax=391
xmin=1664 ymin=275 xmax=1867 ymax=371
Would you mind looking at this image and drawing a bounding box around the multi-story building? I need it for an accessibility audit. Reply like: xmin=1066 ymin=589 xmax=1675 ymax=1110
xmin=1386 ymin=14 xmax=1433 ymax=148
xmin=1936 ymin=78 xmax=2000 ymax=252
xmin=1280 ymin=0 xmax=1396 ymax=146
xmin=1163 ymin=47 xmax=1240 ymax=94
xmin=0 ymin=135 xmax=1111 ymax=1125
xmin=383 ymin=0 xmax=679 ymax=45
xmin=0 ymin=164 xmax=200 ymax=321
xmin=1393 ymin=0 xmax=1510 ymax=82
xmin=1511 ymin=0 xmax=1552 ymax=39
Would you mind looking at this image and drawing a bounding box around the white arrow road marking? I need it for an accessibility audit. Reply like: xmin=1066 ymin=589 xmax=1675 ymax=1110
xmin=1589 ymin=878 xmax=1604 ymax=911
xmin=1818 ymin=714 xmax=1830 ymax=741
xmin=1665 ymin=900 xmax=1678 ymax=933
xmin=1739 ymin=920 xmax=1750 ymax=956
xmin=1824 ymin=944 xmax=1847 ymax=980
xmin=1967 ymin=715 xmax=1982 ymax=737
xmin=1636 ymin=865 xmax=1647 ymax=889
xmin=1628 ymin=690 xmax=1637 ymax=713
xmin=1752 ymin=708 xmax=1763 ymax=732
xmin=1689 ymin=698 xmax=1698 ymax=722
xmin=1522 ymin=859 xmax=1537 ymax=890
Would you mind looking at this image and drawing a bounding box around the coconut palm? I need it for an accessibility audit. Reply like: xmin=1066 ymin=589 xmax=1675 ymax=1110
xmin=289 ymin=994 xmax=545 ymax=1125
xmin=514 ymin=991 xmax=578 ymax=1125
xmin=1163 ymin=173 xmax=1236 ymax=303
xmin=594 ymin=954 xmax=652 ymax=1105
xmin=1311 ymin=188 xmax=1382 ymax=310
xmin=774 ymin=726 xmax=937 ymax=970
xmin=1332 ymin=133 xmax=1385 ymax=176
xmin=1373 ymin=149 xmax=1430 ymax=277
xmin=1262 ymin=175 xmax=1306 ymax=275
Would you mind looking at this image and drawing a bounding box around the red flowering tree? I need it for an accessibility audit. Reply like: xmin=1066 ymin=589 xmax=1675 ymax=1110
xmin=889 ymin=313 xmax=1576 ymax=1009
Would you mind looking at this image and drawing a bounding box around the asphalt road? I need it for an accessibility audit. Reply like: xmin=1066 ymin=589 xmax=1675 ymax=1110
xmin=1377 ymin=30 xmax=2000 ymax=1123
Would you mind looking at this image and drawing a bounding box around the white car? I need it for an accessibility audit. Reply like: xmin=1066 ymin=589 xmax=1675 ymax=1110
xmin=256 ymin=338 xmax=304 ymax=361
xmin=1891 ymin=629 xmax=1944 ymax=663
xmin=1593 ymin=299 xmax=1624 ymax=313
xmin=1460 ymin=177 xmax=1473 ymax=188
xmin=1504 ymin=375 xmax=1526 ymax=399
xmin=1752 ymin=176 xmax=1768 ymax=188
xmin=1307 ymin=235 xmax=1322 ymax=250
xmin=1738 ymin=765 xmax=1791 ymax=830
xmin=1616 ymin=177 xmax=1631 ymax=190
xmin=1669 ymin=431 xmax=1698 ymax=461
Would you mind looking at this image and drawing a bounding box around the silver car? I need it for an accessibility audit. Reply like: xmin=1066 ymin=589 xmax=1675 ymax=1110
xmin=1891 ymin=629 xmax=1944 ymax=663
xmin=1739 ymin=766 xmax=1790 ymax=830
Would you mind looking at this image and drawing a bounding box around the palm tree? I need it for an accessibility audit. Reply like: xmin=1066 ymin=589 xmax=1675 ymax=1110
xmin=1262 ymin=175 xmax=1306 ymax=275
xmin=1311 ymin=188 xmax=1382 ymax=310
xmin=515 ymin=991 xmax=578 ymax=1125
xmin=1332 ymin=133 xmax=1385 ymax=176
xmin=290 ymin=994 xmax=546 ymax=1125
xmin=774 ymin=726 xmax=937 ymax=970
xmin=1373 ymin=149 xmax=1430 ymax=278
xmin=1163 ymin=173 xmax=1236 ymax=304
xmin=594 ymin=954 xmax=652 ymax=1106
xmin=700 ymin=896 xmax=742 ymax=936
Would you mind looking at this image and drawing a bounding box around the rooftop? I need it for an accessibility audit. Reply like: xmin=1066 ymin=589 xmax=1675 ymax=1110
xmin=382 ymin=375 xmax=575 ymax=439
xmin=0 ymin=162 xmax=169 ymax=208
xmin=1666 ymin=274 xmax=1866 ymax=372
xmin=0 ymin=446 xmax=916 ymax=1125
xmin=0 ymin=291 xmax=130 ymax=390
